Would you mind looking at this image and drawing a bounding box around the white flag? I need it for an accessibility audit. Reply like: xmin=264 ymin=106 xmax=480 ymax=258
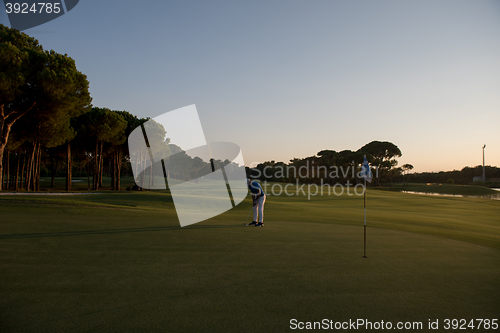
xmin=361 ymin=155 xmax=372 ymax=183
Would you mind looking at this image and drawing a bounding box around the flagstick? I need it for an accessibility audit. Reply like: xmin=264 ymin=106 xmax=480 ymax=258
xmin=363 ymin=178 xmax=367 ymax=258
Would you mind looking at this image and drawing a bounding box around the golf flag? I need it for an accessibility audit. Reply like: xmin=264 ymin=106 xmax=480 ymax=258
xmin=361 ymin=154 xmax=371 ymax=259
xmin=361 ymin=155 xmax=372 ymax=183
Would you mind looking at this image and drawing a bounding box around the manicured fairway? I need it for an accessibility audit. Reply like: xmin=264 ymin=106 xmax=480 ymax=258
xmin=0 ymin=189 xmax=499 ymax=332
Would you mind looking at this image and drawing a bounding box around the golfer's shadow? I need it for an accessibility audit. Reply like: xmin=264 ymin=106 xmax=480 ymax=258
xmin=0 ymin=224 xmax=241 ymax=240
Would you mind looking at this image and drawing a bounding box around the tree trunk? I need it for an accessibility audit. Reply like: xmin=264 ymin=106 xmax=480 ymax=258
xmin=14 ymin=152 xmax=20 ymax=191
xmin=11 ymin=152 xmax=16 ymax=189
xmin=93 ymin=140 xmax=98 ymax=190
xmin=86 ymin=153 xmax=91 ymax=190
xmin=0 ymin=105 xmax=7 ymax=191
xmin=26 ymin=146 xmax=31 ymax=191
xmin=66 ymin=141 xmax=72 ymax=191
xmin=116 ymin=147 xmax=122 ymax=191
xmin=51 ymin=159 xmax=58 ymax=187
xmin=0 ymin=150 xmax=3 ymax=191
xmin=5 ymin=151 xmax=10 ymax=190
xmin=149 ymin=156 xmax=153 ymax=188
xmin=31 ymin=143 xmax=38 ymax=191
xmin=10 ymin=152 xmax=16 ymax=189
xmin=0 ymin=153 xmax=3 ymax=191
xmin=32 ymin=145 xmax=37 ymax=191
xmin=108 ymin=157 xmax=112 ymax=178
xmin=35 ymin=144 xmax=41 ymax=191
xmin=20 ymin=152 xmax=25 ymax=191
xmin=31 ymin=145 xmax=36 ymax=191
xmin=98 ymin=141 xmax=104 ymax=188
xmin=0 ymin=102 xmax=36 ymax=191
xmin=26 ymin=143 xmax=36 ymax=191
xmin=141 ymin=149 xmax=147 ymax=188
xmin=111 ymin=151 xmax=116 ymax=190
xmin=134 ymin=149 xmax=139 ymax=183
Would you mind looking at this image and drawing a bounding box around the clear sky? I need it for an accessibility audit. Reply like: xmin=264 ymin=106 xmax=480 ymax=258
xmin=2 ymin=0 xmax=499 ymax=172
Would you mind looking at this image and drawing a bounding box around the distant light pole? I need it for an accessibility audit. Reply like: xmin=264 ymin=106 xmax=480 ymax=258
xmin=482 ymin=144 xmax=486 ymax=182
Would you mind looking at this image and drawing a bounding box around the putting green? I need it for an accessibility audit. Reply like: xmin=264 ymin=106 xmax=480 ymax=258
xmin=0 ymin=195 xmax=499 ymax=332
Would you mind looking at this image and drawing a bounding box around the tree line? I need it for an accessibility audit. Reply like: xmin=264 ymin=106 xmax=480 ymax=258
xmin=0 ymin=25 xmax=150 ymax=191
xmin=247 ymin=141 xmax=410 ymax=186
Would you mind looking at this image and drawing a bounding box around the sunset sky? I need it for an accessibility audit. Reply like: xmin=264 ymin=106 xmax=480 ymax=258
xmin=2 ymin=0 xmax=499 ymax=172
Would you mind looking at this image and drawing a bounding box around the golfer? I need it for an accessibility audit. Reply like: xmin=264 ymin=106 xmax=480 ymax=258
xmin=247 ymin=178 xmax=266 ymax=227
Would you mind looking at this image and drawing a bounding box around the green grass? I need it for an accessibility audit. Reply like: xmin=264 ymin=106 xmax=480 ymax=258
xmin=35 ymin=176 xmax=138 ymax=191
xmin=0 ymin=186 xmax=499 ymax=332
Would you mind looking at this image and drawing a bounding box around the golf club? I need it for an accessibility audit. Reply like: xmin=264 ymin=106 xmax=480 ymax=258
xmin=244 ymin=206 xmax=254 ymax=226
